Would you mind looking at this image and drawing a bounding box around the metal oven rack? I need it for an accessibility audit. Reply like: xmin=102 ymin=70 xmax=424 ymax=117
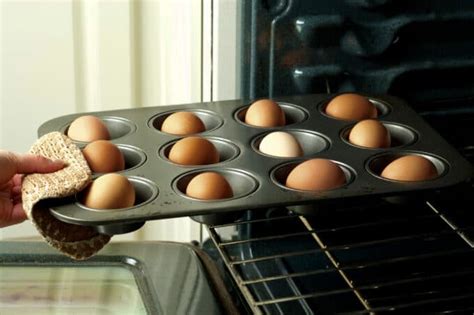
xmin=206 ymin=190 xmax=474 ymax=314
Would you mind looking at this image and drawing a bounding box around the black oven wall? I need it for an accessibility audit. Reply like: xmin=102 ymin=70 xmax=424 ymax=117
xmin=240 ymin=0 xmax=474 ymax=115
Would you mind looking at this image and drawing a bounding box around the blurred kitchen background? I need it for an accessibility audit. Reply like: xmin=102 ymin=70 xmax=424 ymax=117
xmin=0 ymin=0 xmax=240 ymax=242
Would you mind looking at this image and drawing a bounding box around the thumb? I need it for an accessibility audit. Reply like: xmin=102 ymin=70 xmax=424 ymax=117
xmin=15 ymin=154 xmax=65 ymax=175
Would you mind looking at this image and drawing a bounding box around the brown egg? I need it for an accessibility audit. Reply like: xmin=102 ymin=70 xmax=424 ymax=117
xmin=82 ymin=140 xmax=125 ymax=173
xmin=186 ymin=172 xmax=233 ymax=200
xmin=67 ymin=115 xmax=110 ymax=142
xmin=245 ymin=99 xmax=286 ymax=127
xmin=286 ymin=159 xmax=346 ymax=191
xmin=161 ymin=112 xmax=205 ymax=135
xmin=348 ymin=119 xmax=391 ymax=148
xmin=168 ymin=137 xmax=219 ymax=165
xmin=82 ymin=174 xmax=135 ymax=209
xmin=381 ymin=155 xmax=438 ymax=181
xmin=325 ymin=93 xmax=377 ymax=121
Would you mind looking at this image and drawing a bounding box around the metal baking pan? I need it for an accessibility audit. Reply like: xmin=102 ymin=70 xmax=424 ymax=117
xmin=37 ymin=94 xmax=473 ymax=230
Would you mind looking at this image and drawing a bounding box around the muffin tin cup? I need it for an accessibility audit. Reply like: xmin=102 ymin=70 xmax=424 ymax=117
xmin=173 ymin=168 xmax=259 ymax=202
xmin=341 ymin=122 xmax=418 ymax=149
xmin=235 ymin=102 xmax=309 ymax=127
xmin=78 ymin=142 xmax=146 ymax=175
xmin=175 ymin=168 xmax=258 ymax=225
xmin=366 ymin=151 xmax=449 ymax=205
xmin=95 ymin=221 xmax=146 ymax=235
xmin=382 ymin=193 xmax=434 ymax=205
xmin=149 ymin=109 xmax=223 ymax=135
xmin=366 ymin=151 xmax=448 ymax=182
xmin=85 ymin=144 xmax=147 ymax=177
xmin=76 ymin=176 xmax=159 ymax=212
xmin=190 ymin=211 xmax=246 ymax=225
xmin=159 ymin=137 xmax=240 ymax=166
xmin=319 ymin=96 xmax=392 ymax=120
xmin=62 ymin=116 xmax=136 ymax=144
xmin=118 ymin=145 xmax=147 ymax=172
xmin=271 ymin=159 xmax=355 ymax=191
xmin=49 ymin=176 xmax=159 ymax=232
xmin=252 ymin=129 xmax=330 ymax=158
xmin=272 ymin=159 xmax=356 ymax=216
xmin=38 ymin=94 xmax=473 ymax=229
xmin=287 ymin=200 xmax=356 ymax=216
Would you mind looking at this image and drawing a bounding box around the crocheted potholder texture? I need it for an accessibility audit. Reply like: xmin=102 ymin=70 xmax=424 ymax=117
xmin=21 ymin=132 xmax=111 ymax=260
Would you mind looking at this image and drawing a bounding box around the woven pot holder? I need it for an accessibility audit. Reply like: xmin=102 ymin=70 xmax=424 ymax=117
xmin=21 ymin=132 xmax=111 ymax=260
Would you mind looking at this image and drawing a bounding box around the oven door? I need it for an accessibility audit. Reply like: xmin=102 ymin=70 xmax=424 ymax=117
xmin=0 ymin=241 xmax=233 ymax=315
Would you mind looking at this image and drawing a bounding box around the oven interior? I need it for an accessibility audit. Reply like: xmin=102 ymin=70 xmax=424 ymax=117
xmin=203 ymin=1 xmax=474 ymax=314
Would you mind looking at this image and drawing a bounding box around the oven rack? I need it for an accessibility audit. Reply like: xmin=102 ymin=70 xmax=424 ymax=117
xmin=206 ymin=195 xmax=474 ymax=314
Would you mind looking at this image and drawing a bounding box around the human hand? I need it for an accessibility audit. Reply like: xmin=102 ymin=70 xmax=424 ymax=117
xmin=0 ymin=151 xmax=64 ymax=228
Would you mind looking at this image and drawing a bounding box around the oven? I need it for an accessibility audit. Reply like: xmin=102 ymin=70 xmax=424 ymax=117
xmin=0 ymin=241 xmax=239 ymax=314
xmin=201 ymin=1 xmax=474 ymax=314
xmin=2 ymin=1 xmax=474 ymax=314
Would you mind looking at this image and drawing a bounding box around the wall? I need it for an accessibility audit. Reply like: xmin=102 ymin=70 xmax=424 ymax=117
xmin=0 ymin=0 xmax=239 ymax=242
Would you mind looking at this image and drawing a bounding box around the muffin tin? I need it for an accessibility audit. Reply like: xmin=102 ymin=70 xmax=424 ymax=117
xmin=38 ymin=94 xmax=473 ymax=232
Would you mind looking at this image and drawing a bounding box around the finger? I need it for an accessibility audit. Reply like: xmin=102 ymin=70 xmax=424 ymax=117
xmin=0 ymin=180 xmax=13 ymax=192
xmin=12 ymin=185 xmax=21 ymax=195
xmin=13 ymin=174 xmax=23 ymax=186
xmin=0 ymin=151 xmax=17 ymax=183
xmin=14 ymin=154 xmax=65 ymax=175
xmin=0 ymin=202 xmax=27 ymax=228
xmin=12 ymin=175 xmax=22 ymax=196
xmin=13 ymin=196 xmax=22 ymax=205
xmin=12 ymin=186 xmax=22 ymax=200
xmin=11 ymin=203 xmax=28 ymax=224
xmin=0 ymin=180 xmax=13 ymax=197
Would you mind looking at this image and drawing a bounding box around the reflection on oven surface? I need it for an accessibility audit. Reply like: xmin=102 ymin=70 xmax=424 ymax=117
xmin=0 ymin=266 xmax=146 ymax=315
xmin=0 ymin=242 xmax=226 ymax=315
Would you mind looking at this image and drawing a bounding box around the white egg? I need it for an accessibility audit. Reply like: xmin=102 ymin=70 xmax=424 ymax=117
xmin=259 ymin=131 xmax=303 ymax=157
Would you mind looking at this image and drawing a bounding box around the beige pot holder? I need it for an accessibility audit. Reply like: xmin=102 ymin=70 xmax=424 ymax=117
xmin=21 ymin=132 xmax=111 ymax=260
